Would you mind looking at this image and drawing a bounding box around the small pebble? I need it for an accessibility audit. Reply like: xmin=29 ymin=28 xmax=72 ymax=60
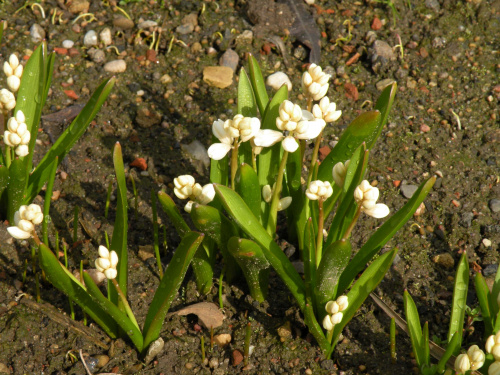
xmin=488 ymin=198 xmax=500 ymax=213
xmin=104 ymin=59 xmax=127 ymax=73
xmin=99 ymin=28 xmax=112 ymax=46
xmin=482 ymin=238 xmax=492 ymax=247
xmin=203 ymin=66 xmax=233 ymax=88
xmin=113 ymin=17 xmax=134 ymax=29
xmin=95 ymin=354 xmax=109 ymax=368
xmin=83 ymin=30 xmax=98 ymax=47
xmin=433 ymin=253 xmax=455 ymax=269
xmin=214 ymin=333 xmax=232 ymax=347
xmin=209 ymin=357 xmax=219 ymax=369
xmin=160 ymin=74 xmax=172 ymax=84
xmin=235 ymin=30 xmax=253 ymax=45
xmin=266 ymin=72 xmax=292 ymax=91
xmin=138 ymin=20 xmax=158 ymax=29
xmin=232 ymin=350 xmax=243 ymax=366
xmin=30 ymin=24 xmax=45 ymax=43
xmin=219 ymin=49 xmax=239 ymax=72
xmin=62 ymin=40 xmax=74 ymax=49
xmin=400 ymin=184 xmax=418 ymax=199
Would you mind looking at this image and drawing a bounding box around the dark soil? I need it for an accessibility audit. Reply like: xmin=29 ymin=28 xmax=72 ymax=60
xmin=0 ymin=0 xmax=499 ymax=374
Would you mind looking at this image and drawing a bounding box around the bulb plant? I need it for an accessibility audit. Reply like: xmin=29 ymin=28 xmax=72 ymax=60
xmin=160 ymin=55 xmax=435 ymax=357
xmin=11 ymin=143 xmax=204 ymax=355
xmin=403 ymin=252 xmax=500 ymax=374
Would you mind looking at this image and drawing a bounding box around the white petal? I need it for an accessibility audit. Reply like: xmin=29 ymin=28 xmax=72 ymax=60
xmin=7 ymin=226 xmax=31 ymax=239
xmin=364 ymin=203 xmax=390 ymax=218
xmin=95 ymin=259 xmax=105 ymax=272
xmin=336 ymin=295 xmax=349 ymax=311
xmin=312 ymin=104 xmax=323 ymax=119
xmin=17 ymin=219 xmax=34 ymax=233
xmin=325 ymin=300 xmax=339 ymax=314
xmin=313 ymin=84 xmax=329 ymax=101
xmin=302 ymin=71 xmax=312 ymax=87
xmin=330 ymin=312 xmax=343 ymax=324
xmin=7 ymin=76 xmax=20 ymax=92
xmin=322 ymin=315 xmax=334 ymax=331
xmin=207 ymin=143 xmax=232 ymax=160
xmin=212 ymin=119 xmax=232 ymax=144
xmin=278 ymin=197 xmax=292 ymax=211
xmin=13 ymin=210 xmax=21 ymax=225
xmin=97 ymin=258 xmax=111 ymax=270
xmin=98 ymin=245 xmax=110 ymax=258
xmin=301 ymin=110 xmax=314 ymax=121
xmin=174 ymin=187 xmax=190 ymax=200
xmin=9 ymin=54 xmax=19 ymax=70
xmin=295 ymin=120 xmax=323 ymax=140
xmin=32 ymin=212 xmax=44 ymax=225
xmin=15 ymin=110 xmax=25 ymax=123
xmin=198 ymin=184 xmax=215 ymax=205
xmin=109 ymin=251 xmax=119 ymax=268
xmin=3 ymin=131 xmax=14 ymax=147
xmin=282 ymin=136 xmax=299 ymax=153
xmin=184 ymin=200 xmax=194 ymax=213
xmin=262 ymin=185 xmax=272 ymax=203
xmin=3 ymin=61 xmax=12 ymax=76
xmin=306 ymin=190 xmax=319 ymax=200
xmin=253 ymin=129 xmax=283 ymax=147
xmin=104 ymin=269 xmax=117 ymax=279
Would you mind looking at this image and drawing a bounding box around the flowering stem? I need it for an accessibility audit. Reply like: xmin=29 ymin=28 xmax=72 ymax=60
xmin=111 ymin=278 xmax=140 ymax=331
xmin=32 ymin=231 xmax=41 ymax=246
xmin=316 ymin=199 xmax=324 ymax=268
xmin=230 ymin=140 xmax=240 ymax=189
xmin=341 ymin=206 xmax=362 ymax=241
xmin=327 ymin=328 xmax=334 ymax=344
xmin=307 ymin=97 xmax=313 ymax=112
xmin=307 ymin=130 xmax=323 ymax=186
xmin=5 ymin=146 xmax=12 ymax=168
xmin=251 ymin=149 xmax=257 ymax=173
xmin=266 ymin=150 xmax=288 ymax=235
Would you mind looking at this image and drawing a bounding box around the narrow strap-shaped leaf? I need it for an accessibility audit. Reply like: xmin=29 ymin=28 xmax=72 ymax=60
xmin=336 ymin=176 xmax=436 ymax=295
xmin=191 ymin=238 xmax=215 ymax=295
xmin=142 ymin=231 xmax=203 ymax=351
xmin=227 ymin=237 xmax=270 ymax=302
xmin=474 ymin=273 xmax=493 ymax=334
xmin=317 ymin=111 xmax=381 ymax=182
xmin=42 ymin=157 xmax=58 ymax=244
xmin=110 ymin=143 xmax=128 ymax=306
xmin=7 ymin=158 xmax=27 ymax=222
xmin=235 ymin=163 xmax=261 ymax=220
xmin=0 ymin=166 xmax=8 ymax=209
xmin=25 ymin=77 xmax=115 ymax=204
xmin=423 ymin=321 xmax=430 ymax=366
xmin=404 ymin=290 xmax=425 ymax=367
xmin=371 ymin=82 xmax=397 ymax=149
xmin=238 ymin=68 xmax=257 ymax=117
xmin=437 ymin=331 xmax=460 ymax=373
xmin=303 ymin=219 xmax=317 ymax=304
xmin=304 ymin=300 xmax=330 ymax=354
xmin=330 ymin=249 xmax=397 ymax=352
xmin=491 ymin=265 xmax=500 ymax=321
xmin=214 ymin=184 xmax=306 ymax=310
xmin=248 ymin=55 xmax=269 ymax=116
xmin=83 ymin=273 xmax=143 ymax=351
xmin=157 ymin=191 xmax=190 ymax=236
xmin=38 ymin=243 xmax=117 ymax=338
xmin=447 ymin=251 xmax=469 ymax=353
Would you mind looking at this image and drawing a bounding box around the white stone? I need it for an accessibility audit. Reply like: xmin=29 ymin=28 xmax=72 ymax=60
xmin=266 ymin=72 xmax=292 ymax=91
xmin=62 ymin=40 xmax=74 ymax=49
xmin=138 ymin=20 xmax=158 ymax=29
xmin=99 ymin=28 xmax=112 ymax=46
xmin=83 ymin=30 xmax=98 ymax=47
xmin=482 ymin=238 xmax=492 ymax=247
xmin=103 ymin=60 xmax=127 ymax=73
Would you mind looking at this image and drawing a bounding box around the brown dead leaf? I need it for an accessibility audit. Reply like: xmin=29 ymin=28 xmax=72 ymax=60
xmin=173 ymin=302 xmax=224 ymax=329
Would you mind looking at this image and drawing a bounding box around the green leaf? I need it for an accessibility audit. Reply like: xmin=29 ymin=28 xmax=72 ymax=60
xmin=404 ymin=290 xmax=425 ymax=367
xmin=447 ymin=251 xmax=469 ymax=353
xmin=110 ymin=143 xmax=128 ymax=306
xmin=330 ymin=249 xmax=397 ymax=352
xmin=0 ymin=166 xmax=8 ymax=211
xmin=235 ymin=163 xmax=261 ymax=220
xmin=437 ymin=331 xmax=460 ymax=373
xmin=142 ymin=231 xmax=203 ymax=352
xmin=248 ymin=55 xmax=269 ymax=116
xmin=474 ymin=273 xmax=493 ymax=334
xmin=214 ymin=184 xmax=306 ymax=311
xmin=191 ymin=238 xmax=215 ymax=295
xmin=7 ymin=158 xmax=27 ymax=222
xmin=315 ymin=240 xmax=351 ymax=308
xmin=304 ymin=300 xmax=330 ymax=353
xmin=372 ymin=82 xmax=397 ymax=149
xmin=24 ymin=77 xmax=115 ymax=204
xmin=303 ymin=219 xmax=317 ymax=303
xmin=42 ymin=157 xmax=58 ymax=244
xmin=38 ymin=243 xmax=117 ymax=339
xmin=317 ymin=111 xmax=381 ymax=182
xmin=238 ymin=68 xmax=257 ymax=117
xmin=227 ymin=237 xmax=270 ymax=302
xmin=423 ymin=321 xmax=430 ymax=366
xmin=491 ymin=265 xmax=500 ymax=322
xmin=83 ymin=273 xmax=143 ymax=351
xmin=157 ymin=191 xmax=190 ymax=237
xmin=336 ymin=176 xmax=436 ymax=295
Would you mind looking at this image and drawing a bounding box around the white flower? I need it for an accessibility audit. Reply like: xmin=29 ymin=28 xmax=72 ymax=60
xmin=354 ymin=180 xmax=390 ymax=218
xmin=467 ymin=345 xmax=485 ymax=370
xmin=312 ymin=97 xmax=341 ymax=123
xmin=489 ymin=361 xmax=500 ymax=375
xmin=262 ymin=185 xmax=272 ymax=203
xmin=0 ymin=88 xmax=16 ymax=110
xmin=4 ymin=54 xmax=23 ymax=92
xmin=454 ymin=353 xmax=470 ymax=374
xmin=262 ymin=184 xmax=291 ymax=211
xmin=173 ymin=175 xmax=214 ymax=212
xmin=306 ymin=180 xmax=333 ymax=201
xmin=3 ymin=111 xmax=30 ymax=157
xmin=322 ymin=314 xmax=334 ymax=331
xmin=230 ymin=114 xmax=260 ymax=142
xmin=330 ymin=312 xmax=343 ymax=325
xmin=277 ymin=196 xmax=292 ymax=211
xmin=253 ymin=101 xmax=325 ymax=153
xmin=332 ymin=160 xmax=350 ymax=187
xmin=486 ymin=331 xmax=500 ymax=361
xmin=95 ymin=245 xmax=118 ymax=280
xmin=302 ymin=63 xmax=330 ymax=101
xmin=197 ymin=184 xmax=215 ymax=205
xmin=336 ymin=295 xmax=349 ymax=311
xmin=7 ymin=204 xmax=43 ymax=240
xmin=325 ymin=301 xmax=339 ymax=314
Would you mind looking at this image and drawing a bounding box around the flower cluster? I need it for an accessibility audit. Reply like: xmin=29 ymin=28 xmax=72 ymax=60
xmin=322 ymin=295 xmax=348 ymax=331
xmin=487 ymin=331 xmax=500 ymax=360
xmin=7 ymin=204 xmax=43 ymax=240
xmin=306 ymin=180 xmax=333 ymax=201
xmin=354 ymin=180 xmax=390 ymax=219
xmin=454 ymin=344 xmax=485 ymax=374
xmin=4 ymin=54 xmax=23 ymax=92
xmin=173 ymin=175 xmax=215 ymax=212
xmin=207 ymin=115 xmax=260 ymax=160
xmin=302 ymin=63 xmax=330 ymax=101
xmin=262 ymin=184 xmax=292 ymax=211
xmin=312 ymin=97 xmax=342 ymax=124
xmin=95 ymin=245 xmax=118 ymax=280
xmin=0 ymin=88 xmax=15 ymax=110
xmin=3 ymin=110 xmax=30 ymax=157
xmin=332 ymin=160 xmax=350 ymax=187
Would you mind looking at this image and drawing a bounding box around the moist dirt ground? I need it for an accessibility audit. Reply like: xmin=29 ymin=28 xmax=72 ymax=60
xmin=0 ymin=0 xmax=499 ymax=374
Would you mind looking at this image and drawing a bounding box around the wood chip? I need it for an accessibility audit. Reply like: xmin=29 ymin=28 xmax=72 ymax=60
xmin=173 ymin=302 xmax=224 ymax=329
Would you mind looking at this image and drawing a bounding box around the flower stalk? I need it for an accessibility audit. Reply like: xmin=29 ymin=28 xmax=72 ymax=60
xmin=266 ymin=150 xmax=288 ymax=235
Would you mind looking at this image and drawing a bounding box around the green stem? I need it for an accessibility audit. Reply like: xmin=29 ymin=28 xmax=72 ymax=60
xmin=111 ymin=278 xmax=140 ymax=331
xmin=266 ymin=150 xmax=288 ymax=235
xmin=316 ymin=199 xmax=324 ymax=268
xmin=307 ymin=130 xmax=323 ymax=186
xmin=5 ymin=146 xmax=12 ymax=168
xmin=251 ymin=148 xmax=257 ymax=173
xmin=230 ymin=140 xmax=239 ymax=189
xmin=341 ymin=206 xmax=362 ymax=241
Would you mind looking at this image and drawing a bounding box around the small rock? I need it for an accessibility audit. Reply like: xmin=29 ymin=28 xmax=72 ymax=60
xmin=420 ymin=124 xmax=431 ymax=132
xmin=371 ymin=40 xmax=396 ymax=61
xmin=160 ymin=74 xmax=172 ymax=84
xmin=181 ymin=140 xmax=210 ymax=168
xmin=344 ymin=83 xmax=359 ymax=101
xmin=214 ymin=334 xmax=232 ymax=347
xmin=113 ymin=17 xmax=134 ymax=29
xmin=420 ymin=47 xmax=429 ymax=58
xmin=99 ymin=28 xmax=112 ymax=46
xmin=365 ymin=31 xmax=377 ymax=45
xmin=321 ymin=359 xmax=335 ymax=371
xmin=136 ymin=106 xmax=162 ymax=128
xmin=483 ymin=264 xmax=498 ymax=277
xmin=433 ymin=253 xmax=455 ymax=269
xmin=488 ymin=198 xmax=500 ymax=213
xmin=88 ymin=48 xmax=105 ymax=64
xmin=191 ymin=42 xmax=202 ymax=53
xmin=176 ymin=24 xmax=193 ymax=34
xmin=232 ymin=350 xmax=243 ymax=366
xmin=203 ymin=66 xmax=233 ymax=88
xmin=277 ymin=321 xmax=292 ymax=342
xmin=406 ymin=78 xmax=417 ymax=89
xmin=30 ymin=24 xmax=45 ymax=43
xmin=68 ymin=0 xmax=89 ymax=14
xmin=460 ymin=212 xmax=474 ymax=228
xmin=144 ymin=337 xmax=164 ymax=365
xmin=209 ymin=357 xmax=219 ymax=369
xmin=482 ymin=238 xmax=492 ymax=248
xmin=376 ymin=78 xmax=395 ymax=91
xmin=138 ymin=20 xmax=158 ymax=29
xmin=95 ymin=354 xmax=109 ymax=368
xmin=182 ymin=13 xmax=198 ymax=28
xmin=104 ymin=59 xmax=127 ymax=73
xmin=62 ymin=40 xmax=74 ymax=49
xmin=266 ymin=72 xmax=292 ymax=91
xmin=219 ymin=49 xmax=239 ymax=72
xmin=83 ymin=30 xmax=98 ymax=47
xmin=236 ymin=30 xmax=253 ymax=45
xmin=146 ymin=49 xmax=158 ymax=63
xmin=425 ymin=0 xmax=440 ymax=12
xmin=371 ymin=17 xmax=382 ymax=30
xmin=0 ymin=362 xmax=10 ymax=373
xmin=400 ymin=184 xmax=418 ymax=199
xmin=130 ymin=158 xmax=147 ymax=171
